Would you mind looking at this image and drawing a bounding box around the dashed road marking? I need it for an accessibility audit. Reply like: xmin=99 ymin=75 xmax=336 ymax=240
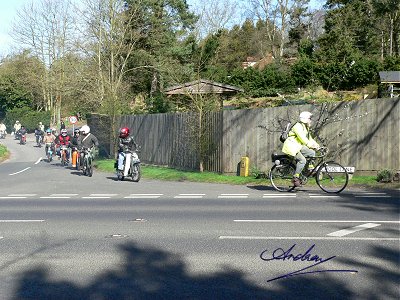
xmin=174 ymin=194 xmax=205 ymax=198
xmin=124 ymin=194 xmax=163 ymax=199
xmin=353 ymin=192 xmax=391 ymax=198
xmin=327 ymin=223 xmax=381 ymax=237
xmin=0 ymin=220 xmax=45 ymax=222
xmin=219 ymin=236 xmax=399 ymax=241
xmin=82 ymin=194 xmax=118 ymax=199
xmin=40 ymin=193 xmax=78 ymax=199
xmin=218 ymin=194 xmax=249 ymax=198
xmin=8 ymin=194 xmax=37 ymax=197
xmin=263 ymin=193 xmax=296 ymax=198
xmin=309 ymin=193 xmax=340 ymax=198
xmin=233 ymin=220 xmax=400 ymax=223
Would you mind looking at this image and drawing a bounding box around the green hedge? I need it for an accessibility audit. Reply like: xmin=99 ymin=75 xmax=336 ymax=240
xmin=4 ymin=107 xmax=51 ymax=132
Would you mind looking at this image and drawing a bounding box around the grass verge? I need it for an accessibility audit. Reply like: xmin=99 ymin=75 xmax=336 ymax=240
xmin=95 ymin=159 xmax=400 ymax=189
xmin=0 ymin=144 xmax=10 ymax=162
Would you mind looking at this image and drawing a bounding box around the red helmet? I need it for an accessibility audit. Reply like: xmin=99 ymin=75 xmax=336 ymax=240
xmin=119 ymin=127 xmax=130 ymax=138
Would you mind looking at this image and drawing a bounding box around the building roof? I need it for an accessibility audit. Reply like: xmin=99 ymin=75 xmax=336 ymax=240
xmin=379 ymin=71 xmax=400 ymax=83
xmin=164 ymin=79 xmax=243 ymax=95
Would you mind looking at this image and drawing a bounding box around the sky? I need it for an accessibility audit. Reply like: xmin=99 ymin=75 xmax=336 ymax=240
xmin=0 ymin=0 xmax=323 ymax=57
xmin=0 ymin=0 xmax=31 ymax=56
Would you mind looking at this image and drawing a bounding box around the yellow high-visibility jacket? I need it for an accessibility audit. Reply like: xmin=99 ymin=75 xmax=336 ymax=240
xmin=282 ymin=122 xmax=318 ymax=156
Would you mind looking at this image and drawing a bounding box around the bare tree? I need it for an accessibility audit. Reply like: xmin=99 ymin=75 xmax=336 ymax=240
xmin=75 ymin=0 xmax=145 ymax=147
xmin=11 ymin=0 xmax=75 ymax=126
xmin=192 ymin=0 xmax=243 ymax=39
xmin=248 ymin=0 xmax=311 ymax=58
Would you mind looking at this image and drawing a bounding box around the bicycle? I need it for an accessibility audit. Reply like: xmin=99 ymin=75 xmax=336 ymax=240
xmin=269 ymin=147 xmax=349 ymax=193
xmin=81 ymin=147 xmax=93 ymax=177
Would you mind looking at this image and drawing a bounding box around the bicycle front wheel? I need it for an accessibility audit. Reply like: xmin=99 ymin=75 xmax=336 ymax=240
xmin=269 ymin=163 xmax=296 ymax=192
xmin=316 ymin=161 xmax=348 ymax=193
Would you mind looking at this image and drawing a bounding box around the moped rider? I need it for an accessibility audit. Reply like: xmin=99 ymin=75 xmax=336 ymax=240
xmin=38 ymin=122 xmax=45 ymax=132
xmin=0 ymin=121 xmax=6 ymax=137
xmin=56 ymin=129 xmax=71 ymax=161
xmin=77 ymin=125 xmax=99 ymax=167
xmin=117 ymin=127 xmax=137 ymax=176
xmin=281 ymin=111 xmax=320 ymax=187
xmin=43 ymin=129 xmax=56 ymax=155
xmin=14 ymin=121 xmax=21 ymax=139
xmin=35 ymin=127 xmax=44 ymax=145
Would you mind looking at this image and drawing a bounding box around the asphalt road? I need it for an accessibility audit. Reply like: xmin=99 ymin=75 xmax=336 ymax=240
xmin=0 ymin=134 xmax=399 ymax=300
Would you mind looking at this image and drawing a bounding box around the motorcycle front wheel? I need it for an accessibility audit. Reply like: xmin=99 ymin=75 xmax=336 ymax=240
xmin=130 ymin=164 xmax=141 ymax=182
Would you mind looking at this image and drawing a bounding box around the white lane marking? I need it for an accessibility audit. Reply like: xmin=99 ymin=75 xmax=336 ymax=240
xmin=9 ymin=167 xmax=31 ymax=176
xmin=353 ymin=192 xmax=387 ymax=195
xmin=354 ymin=195 xmax=391 ymax=198
xmin=0 ymin=197 xmax=27 ymax=199
xmin=233 ymin=220 xmax=400 ymax=223
xmin=88 ymin=194 xmax=118 ymax=197
xmin=81 ymin=193 xmax=119 ymax=198
xmin=263 ymin=194 xmax=296 ymax=198
xmin=40 ymin=193 xmax=77 ymax=199
xmin=353 ymin=192 xmax=391 ymax=198
xmin=40 ymin=197 xmax=71 ymax=199
xmin=219 ymin=236 xmax=399 ymax=241
xmin=218 ymin=194 xmax=248 ymax=198
xmin=51 ymin=194 xmax=78 ymax=197
xmin=174 ymin=194 xmax=205 ymax=198
xmin=309 ymin=195 xmax=340 ymax=198
xmin=327 ymin=223 xmax=381 ymax=237
xmin=35 ymin=157 xmax=42 ymax=164
xmin=0 ymin=220 xmax=45 ymax=222
xmin=8 ymin=194 xmax=37 ymax=197
xmin=124 ymin=194 xmax=163 ymax=199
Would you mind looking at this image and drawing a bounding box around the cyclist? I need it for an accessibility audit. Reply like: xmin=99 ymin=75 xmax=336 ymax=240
xmin=117 ymin=127 xmax=137 ymax=175
xmin=43 ymin=129 xmax=56 ymax=155
xmin=282 ymin=111 xmax=320 ymax=187
xmin=57 ymin=129 xmax=71 ymax=162
xmin=78 ymin=125 xmax=99 ymax=168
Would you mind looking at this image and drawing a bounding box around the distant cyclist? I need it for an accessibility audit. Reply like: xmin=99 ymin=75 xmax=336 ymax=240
xmin=281 ymin=111 xmax=320 ymax=187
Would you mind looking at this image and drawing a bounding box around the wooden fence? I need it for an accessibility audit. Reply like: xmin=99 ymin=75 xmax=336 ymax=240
xmin=88 ymin=98 xmax=400 ymax=173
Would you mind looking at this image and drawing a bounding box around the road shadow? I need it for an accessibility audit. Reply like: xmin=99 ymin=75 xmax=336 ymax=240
xmin=12 ymin=241 xmax=355 ymax=300
xmin=106 ymin=176 xmax=119 ymax=181
xmin=247 ymin=185 xmax=279 ymax=191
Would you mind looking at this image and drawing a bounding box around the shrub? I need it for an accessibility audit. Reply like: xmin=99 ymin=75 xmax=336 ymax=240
xmin=376 ymin=169 xmax=395 ymax=183
xmin=5 ymin=107 xmax=51 ymax=132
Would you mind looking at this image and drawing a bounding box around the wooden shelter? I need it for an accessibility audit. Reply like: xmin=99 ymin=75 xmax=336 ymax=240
xmin=164 ymin=79 xmax=243 ymax=96
xmin=379 ymin=71 xmax=400 ymax=98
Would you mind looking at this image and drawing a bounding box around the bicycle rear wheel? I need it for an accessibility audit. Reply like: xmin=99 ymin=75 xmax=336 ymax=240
xmin=269 ymin=162 xmax=296 ymax=192
xmin=316 ymin=161 xmax=348 ymax=193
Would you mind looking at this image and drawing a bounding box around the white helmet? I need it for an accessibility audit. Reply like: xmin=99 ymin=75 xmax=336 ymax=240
xmin=80 ymin=125 xmax=90 ymax=134
xmin=299 ymin=111 xmax=312 ymax=124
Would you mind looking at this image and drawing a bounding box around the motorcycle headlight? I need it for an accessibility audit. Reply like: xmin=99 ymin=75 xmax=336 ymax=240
xmin=274 ymin=159 xmax=281 ymax=166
